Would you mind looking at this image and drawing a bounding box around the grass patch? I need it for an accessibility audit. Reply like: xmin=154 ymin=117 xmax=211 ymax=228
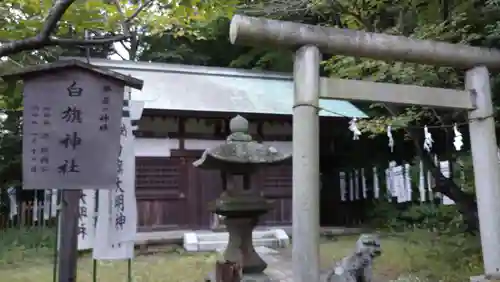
xmin=0 ymin=227 xmax=55 ymax=267
xmin=0 ymin=228 xmax=490 ymax=281
xmin=319 ymin=231 xmax=485 ymax=281
xmin=1 ymin=250 xmax=217 ymax=282
xmin=0 ymin=228 xmax=217 ymax=282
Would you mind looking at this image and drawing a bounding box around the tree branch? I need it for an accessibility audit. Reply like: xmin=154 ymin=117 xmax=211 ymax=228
xmin=119 ymin=41 xmax=131 ymax=52
xmin=40 ymin=0 xmax=74 ymax=39
xmin=112 ymin=50 xmax=127 ymax=61
xmin=238 ymin=0 xmax=310 ymax=16
xmin=0 ymin=0 xmax=150 ymax=58
xmin=125 ymin=0 xmax=154 ymax=24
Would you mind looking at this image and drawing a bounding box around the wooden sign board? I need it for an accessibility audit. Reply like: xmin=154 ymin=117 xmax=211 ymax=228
xmin=2 ymin=60 xmax=143 ymax=190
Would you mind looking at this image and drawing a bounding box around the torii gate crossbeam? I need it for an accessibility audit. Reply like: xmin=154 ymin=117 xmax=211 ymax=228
xmin=229 ymin=15 xmax=500 ymax=282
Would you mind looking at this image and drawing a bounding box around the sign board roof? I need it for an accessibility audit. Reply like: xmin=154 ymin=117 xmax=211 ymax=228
xmin=1 ymin=59 xmax=144 ymax=90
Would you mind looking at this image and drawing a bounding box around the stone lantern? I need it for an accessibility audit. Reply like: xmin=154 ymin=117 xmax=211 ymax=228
xmin=194 ymin=115 xmax=291 ymax=278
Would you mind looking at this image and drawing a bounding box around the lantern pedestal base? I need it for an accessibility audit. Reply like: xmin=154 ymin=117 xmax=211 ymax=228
xmin=223 ymin=217 xmax=267 ymax=273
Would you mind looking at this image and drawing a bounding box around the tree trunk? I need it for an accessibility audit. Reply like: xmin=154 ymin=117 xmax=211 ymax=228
xmin=418 ymin=145 xmax=479 ymax=231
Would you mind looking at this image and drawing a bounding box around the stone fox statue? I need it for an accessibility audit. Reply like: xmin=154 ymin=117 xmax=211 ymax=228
xmin=324 ymin=234 xmax=382 ymax=282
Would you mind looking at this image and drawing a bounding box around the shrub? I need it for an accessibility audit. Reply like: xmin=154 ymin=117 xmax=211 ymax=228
xmin=367 ymin=201 xmax=467 ymax=233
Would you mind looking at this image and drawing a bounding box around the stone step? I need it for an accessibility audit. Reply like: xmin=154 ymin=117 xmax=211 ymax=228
xmin=183 ymin=229 xmax=290 ymax=252
xmin=194 ymin=230 xmax=278 ymax=242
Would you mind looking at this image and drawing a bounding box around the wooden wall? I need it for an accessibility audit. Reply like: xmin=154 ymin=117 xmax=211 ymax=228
xmin=134 ymin=114 xmax=297 ymax=231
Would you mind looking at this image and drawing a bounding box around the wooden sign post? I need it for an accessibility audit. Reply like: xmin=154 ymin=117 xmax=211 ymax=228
xmin=1 ymin=60 xmax=143 ymax=282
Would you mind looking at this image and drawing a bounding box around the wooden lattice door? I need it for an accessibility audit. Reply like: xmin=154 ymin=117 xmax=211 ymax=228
xmin=259 ymin=165 xmax=292 ymax=225
xmin=135 ymin=156 xmax=191 ymax=231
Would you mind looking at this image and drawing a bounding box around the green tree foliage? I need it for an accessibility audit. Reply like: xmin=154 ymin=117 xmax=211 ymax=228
xmin=215 ymin=0 xmax=500 ymax=230
xmin=0 ymin=0 xmax=236 ymax=201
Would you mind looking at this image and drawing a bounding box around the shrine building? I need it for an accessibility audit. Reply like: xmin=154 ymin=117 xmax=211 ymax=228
xmin=71 ymin=57 xmax=375 ymax=231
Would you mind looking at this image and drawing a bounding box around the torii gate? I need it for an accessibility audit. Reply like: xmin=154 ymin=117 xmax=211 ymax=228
xmin=229 ymin=15 xmax=500 ymax=281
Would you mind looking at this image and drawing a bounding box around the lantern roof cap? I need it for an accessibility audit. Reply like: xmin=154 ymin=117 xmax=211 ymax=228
xmin=193 ymin=115 xmax=292 ymax=171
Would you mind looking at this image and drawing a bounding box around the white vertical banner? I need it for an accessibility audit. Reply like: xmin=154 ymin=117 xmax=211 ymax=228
xmin=440 ymin=161 xmax=455 ymax=205
xmin=51 ymin=189 xmax=58 ymax=218
xmin=392 ymin=166 xmax=405 ymax=203
xmin=32 ymin=195 xmax=39 ymax=223
xmin=349 ymin=172 xmax=354 ymax=202
xmin=385 ymin=161 xmax=397 ymax=201
xmin=404 ymin=163 xmax=412 ymax=202
xmin=361 ymin=168 xmax=367 ymax=199
xmin=427 ymin=158 xmax=434 ymax=200
xmin=93 ymin=98 xmax=139 ymax=260
xmin=339 ymin=172 xmax=346 ymax=202
xmin=78 ymin=189 xmax=96 ymax=250
xmin=7 ymin=187 xmax=17 ymax=219
xmin=43 ymin=190 xmax=52 ymax=220
xmin=354 ymin=170 xmax=360 ymax=200
xmin=432 ymin=155 xmax=441 ymax=199
xmin=373 ymin=167 xmax=380 ymax=199
xmin=385 ymin=168 xmax=391 ymax=202
xmin=92 ymin=190 xmax=134 ymax=260
xmin=418 ymin=161 xmax=427 ymax=202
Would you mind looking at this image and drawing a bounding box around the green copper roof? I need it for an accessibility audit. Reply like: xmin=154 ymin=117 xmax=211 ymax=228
xmin=68 ymin=58 xmax=367 ymax=118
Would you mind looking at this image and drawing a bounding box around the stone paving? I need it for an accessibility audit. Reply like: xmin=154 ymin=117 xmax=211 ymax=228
xmin=254 ymin=246 xmax=329 ymax=282
xmin=141 ymin=227 xmax=363 ymax=281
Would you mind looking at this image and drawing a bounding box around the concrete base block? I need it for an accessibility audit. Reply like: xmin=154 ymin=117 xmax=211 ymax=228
xmin=182 ymin=232 xmax=199 ymax=252
xmin=182 ymin=229 xmax=290 ymax=252
xmin=274 ymin=229 xmax=290 ymax=247
xmin=470 ymin=275 xmax=489 ymax=282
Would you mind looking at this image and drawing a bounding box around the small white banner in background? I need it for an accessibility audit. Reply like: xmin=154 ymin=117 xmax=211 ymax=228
xmin=354 ymin=170 xmax=360 ymax=200
xmin=392 ymin=166 xmax=406 ymax=203
xmin=349 ymin=172 xmax=355 ymax=201
xmin=56 ymin=189 xmax=96 ymax=251
xmin=385 ymin=162 xmax=412 ymax=203
xmin=337 ymin=159 xmax=454 ymax=204
xmin=373 ymin=167 xmax=380 ymax=199
xmin=385 ymin=161 xmax=397 ymax=201
xmin=50 ymin=189 xmax=58 ymax=218
xmin=78 ymin=189 xmax=96 ymax=250
xmin=404 ymin=164 xmax=412 ymax=203
xmin=339 ymin=172 xmax=347 ymax=201
xmin=7 ymin=187 xmax=17 ymax=219
xmin=361 ymin=168 xmax=367 ymax=199
xmin=43 ymin=190 xmax=52 ymax=220
xmin=440 ymin=161 xmax=455 ymax=205
xmin=418 ymin=161 xmax=426 ymax=202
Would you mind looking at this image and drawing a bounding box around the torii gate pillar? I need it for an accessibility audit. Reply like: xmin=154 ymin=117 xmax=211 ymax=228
xmin=230 ymin=15 xmax=500 ymax=281
xmin=466 ymin=67 xmax=500 ymax=279
xmin=293 ymin=45 xmax=321 ymax=282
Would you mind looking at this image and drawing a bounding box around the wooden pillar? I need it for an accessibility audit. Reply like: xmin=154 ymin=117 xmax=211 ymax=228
xmin=58 ymin=190 xmax=80 ymax=282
